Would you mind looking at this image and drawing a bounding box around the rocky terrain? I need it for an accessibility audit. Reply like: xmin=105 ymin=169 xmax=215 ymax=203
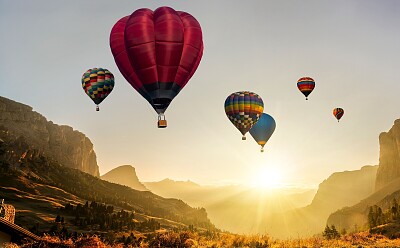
xmin=0 ymin=96 xmax=99 ymax=176
xmin=329 ymin=119 xmax=400 ymax=232
xmin=376 ymin=119 xmax=400 ymax=190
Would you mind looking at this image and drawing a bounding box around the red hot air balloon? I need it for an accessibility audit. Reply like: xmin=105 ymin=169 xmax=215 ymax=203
xmin=333 ymin=108 xmax=344 ymax=122
xmin=110 ymin=7 xmax=203 ymax=128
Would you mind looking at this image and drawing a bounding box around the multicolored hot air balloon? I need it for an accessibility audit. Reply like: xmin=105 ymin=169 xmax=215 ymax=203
xmin=249 ymin=113 xmax=276 ymax=152
xmin=297 ymin=77 xmax=315 ymax=100
xmin=224 ymin=91 xmax=264 ymax=140
xmin=333 ymin=108 xmax=344 ymax=122
xmin=110 ymin=6 xmax=203 ymax=128
xmin=82 ymin=68 xmax=115 ymax=111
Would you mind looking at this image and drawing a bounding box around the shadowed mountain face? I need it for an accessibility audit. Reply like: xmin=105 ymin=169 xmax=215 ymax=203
xmin=0 ymin=96 xmax=99 ymax=177
xmin=101 ymin=165 xmax=148 ymax=191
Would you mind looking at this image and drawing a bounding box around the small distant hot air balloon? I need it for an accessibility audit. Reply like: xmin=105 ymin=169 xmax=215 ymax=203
xmin=224 ymin=91 xmax=264 ymax=140
xmin=297 ymin=77 xmax=315 ymax=100
xmin=249 ymin=113 xmax=276 ymax=152
xmin=110 ymin=6 xmax=203 ymax=128
xmin=333 ymin=108 xmax=344 ymax=122
xmin=82 ymin=68 xmax=115 ymax=111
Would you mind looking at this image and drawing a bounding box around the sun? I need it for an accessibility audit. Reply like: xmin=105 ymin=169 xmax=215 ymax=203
xmin=251 ymin=167 xmax=284 ymax=189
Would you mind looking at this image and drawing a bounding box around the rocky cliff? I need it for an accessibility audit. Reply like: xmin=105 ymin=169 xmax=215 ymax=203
xmin=376 ymin=119 xmax=400 ymax=190
xmin=0 ymin=96 xmax=99 ymax=176
xmin=101 ymin=165 xmax=148 ymax=191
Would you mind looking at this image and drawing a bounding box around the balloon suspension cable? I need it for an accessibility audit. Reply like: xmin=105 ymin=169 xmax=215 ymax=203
xmin=96 ymin=105 xmax=99 ymax=111
xmin=338 ymin=120 xmax=339 ymax=123
xmin=242 ymin=135 xmax=246 ymax=140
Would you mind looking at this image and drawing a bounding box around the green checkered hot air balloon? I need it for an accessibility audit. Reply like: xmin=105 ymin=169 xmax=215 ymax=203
xmin=82 ymin=68 xmax=115 ymax=111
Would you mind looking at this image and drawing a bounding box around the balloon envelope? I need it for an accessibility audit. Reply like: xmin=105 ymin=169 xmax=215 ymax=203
xmin=110 ymin=7 xmax=203 ymax=115
xmin=224 ymin=91 xmax=264 ymax=139
xmin=81 ymin=68 xmax=114 ymax=110
xmin=333 ymin=108 xmax=344 ymax=122
xmin=297 ymin=77 xmax=315 ymax=100
xmin=249 ymin=113 xmax=276 ymax=150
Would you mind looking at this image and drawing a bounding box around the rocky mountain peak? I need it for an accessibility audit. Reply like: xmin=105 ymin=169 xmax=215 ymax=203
xmin=0 ymin=96 xmax=99 ymax=177
xmin=376 ymin=119 xmax=400 ymax=190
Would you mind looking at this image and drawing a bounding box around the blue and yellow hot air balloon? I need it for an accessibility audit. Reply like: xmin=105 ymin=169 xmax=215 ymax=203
xmin=224 ymin=91 xmax=264 ymax=140
xmin=249 ymin=113 xmax=276 ymax=152
xmin=82 ymin=68 xmax=115 ymax=111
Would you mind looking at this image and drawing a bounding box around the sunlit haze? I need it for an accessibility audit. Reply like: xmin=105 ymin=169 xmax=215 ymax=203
xmin=1 ymin=1 xmax=400 ymax=188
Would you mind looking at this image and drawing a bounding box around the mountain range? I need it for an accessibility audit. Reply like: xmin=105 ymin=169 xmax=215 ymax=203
xmin=0 ymin=96 xmax=214 ymax=233
xmin=3 ymin=95 xmax=400 ymax=239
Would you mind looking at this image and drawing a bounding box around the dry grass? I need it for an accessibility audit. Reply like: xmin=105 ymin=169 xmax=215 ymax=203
xmin=7 ymin=231 xmax=400 ymax=248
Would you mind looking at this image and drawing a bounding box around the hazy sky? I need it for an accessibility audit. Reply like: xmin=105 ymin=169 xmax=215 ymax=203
xmin=1 ymin=1 xmax=399 ymax=187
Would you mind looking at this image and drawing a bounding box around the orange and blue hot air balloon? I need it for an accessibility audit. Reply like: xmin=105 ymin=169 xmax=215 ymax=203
xmin=82 ymin=68 xmax=115 ymax=111
xmin=297 ymin=77 xmax=315 ymax=100
xmin=224 ymin=91 xmax=264 ymax=140
xmin=249 ymin=113 xmax=276 ymax=152
xmin=110 ymin=7 xmax=203 ymax=128
xmin=333 ymin=108 xmax=344 ymax=122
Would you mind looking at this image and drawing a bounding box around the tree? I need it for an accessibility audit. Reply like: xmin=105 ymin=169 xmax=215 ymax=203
xmin=55 ymin=215 xmax=61 ymax=223
xmin=323 ymin=225 xmax=340 ymax=239
xmin=368 ymin=206 xmax=376 ymax=228
xmin=391 ymin=198 xmax=398 ymax=220
xmin=330 ymin=225 xmax=340 ymax=239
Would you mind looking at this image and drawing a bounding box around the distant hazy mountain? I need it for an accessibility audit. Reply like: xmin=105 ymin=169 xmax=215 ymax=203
xmin=101 ymin=165 xmax=148 ymax=191
xmin=145 ymin=178 xmax=317 ymax=235
xmin=265 ymin=165 xmax=378 ymax=238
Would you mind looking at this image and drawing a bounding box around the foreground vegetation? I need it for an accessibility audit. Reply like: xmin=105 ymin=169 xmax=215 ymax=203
xmin=5 ymin=231 xmax=400 ymax=248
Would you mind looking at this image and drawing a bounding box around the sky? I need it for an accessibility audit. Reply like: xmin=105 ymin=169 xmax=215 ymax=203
xmin=1 ymin=1 xmax=400 ymax=188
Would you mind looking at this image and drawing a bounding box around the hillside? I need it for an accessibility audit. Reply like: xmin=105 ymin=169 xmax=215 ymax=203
xmin=0 ymin=124 xmax=215 ymax=232
xmin=0 ymin=96 xmax=99 ymax=176
xmin=101 ymin=165 xmax=148 ymax=191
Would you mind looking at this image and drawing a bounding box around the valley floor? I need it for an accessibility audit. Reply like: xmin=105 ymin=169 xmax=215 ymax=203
xmin=5 ymin=231 xmax=400 ymax=248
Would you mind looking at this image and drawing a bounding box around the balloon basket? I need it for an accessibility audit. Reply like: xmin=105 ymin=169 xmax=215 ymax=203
xmin=242 ymin=136 xmax=246 ymax=140
xmin=261 ymin=148 xmax=264 ymax=152
xmin=158 ymin=120 xmax=167 ymax=128
xmin=96 ymin=106 xmax=99 ymax=111
xmin=157 ymin=114 xmax=167 ymax=128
